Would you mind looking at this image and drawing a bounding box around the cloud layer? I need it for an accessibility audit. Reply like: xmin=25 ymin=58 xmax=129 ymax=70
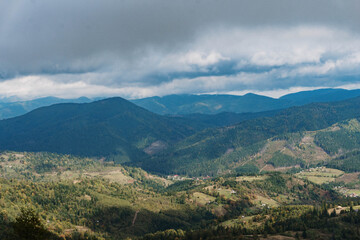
xmin=1 ymin=0 xmax=360 ymax=99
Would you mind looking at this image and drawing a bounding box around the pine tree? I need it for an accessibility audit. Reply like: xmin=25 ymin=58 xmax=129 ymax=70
xmin=13 ymin=208 xmax=50 ymax=240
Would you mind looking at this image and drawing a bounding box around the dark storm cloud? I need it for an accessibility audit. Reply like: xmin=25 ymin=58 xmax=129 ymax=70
xmin=0 ymin=0 xmax=360 ymax=99
xmin=1 ymin=0 xmax=359 ymax=76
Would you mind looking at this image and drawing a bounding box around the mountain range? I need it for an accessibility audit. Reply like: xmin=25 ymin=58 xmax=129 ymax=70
xmin=0 ymin=96 xmax=93 ymax=119
xmin=132 ymin=88 xmax=360 ymax=114
xmin=140 ymin=96 xmax=360 ymax=175
xmin=1 ymin=91 xmax=360 ymax=177
xmin=1 ymin=88 xmax=360 ymax=239
xmin=1 ymin=88 xmax=360 ymax=120
xmin=0 ymin=97 xmax=202 ymax=159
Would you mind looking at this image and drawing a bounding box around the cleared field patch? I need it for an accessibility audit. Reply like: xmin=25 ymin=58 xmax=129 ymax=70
xmin=204 ymin=186 xmax=238 ymax=200
xmin=236 ymin=175 xmax=267 ymax=182
xmin=134 ymin=195 xmax=178 ymax=212
xmin=336 ymin=172 xmax=360 ymax=184
xmin=92 ymin=192 xmax=131 ymax=207
xmin=346 ymin=189 xmax=360 ymax=196
xmin=254 ymin=140 xmax=287 ymax=167
xmin=84 ymin=167 xmax=134 ymax=184
xmin=216 ymin=188 xmax=237 ymax=199
xmin=295 ymin=133 xmax=330 ymax=164
xmin=260 ymin=164 xmax=300 ymax=173
xmin=145 ymin=173 xmax=173 ymax=186
xmin=253 ymin=195 xmax=279 ymax=207
xmin=296 ymin=167 xmax=344 ymax=185
xmin=328 ymin=205 xmax=360 ymax=215
xmin=306 ymin=176 xmax=337 ymax=184
xmin=191 ymin=192 xmax=216 ymax=205
xmin=275 ymin=194 xmax=296 ymax=204
xmin=221 ymin=216 xmax=254 ymax=228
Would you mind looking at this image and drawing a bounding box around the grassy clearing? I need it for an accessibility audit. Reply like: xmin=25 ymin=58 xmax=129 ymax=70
xmin=306 ymin=176 xmax=337 ymax=184
xmin=84 ymin=167 xmax=134 ymax=184
xmin=348 ymin=189 xmax=360 ymax=195
xmin=191 ymin=192 xmax=216 ymax=205
xmin=217 ymin=188 xmax=237 ymax=199
xmin=236 ymin=175 xmax=267 ymax=182
xmin=146 ymin=173 xmax=173 ymax=187
xmin=337 ymin=172 xmax=360 ymax=184
xmin=253 ymin=195 xmax=279 ymax=207
xmin=328 ymin=205 xmax=360 ymax=215
xmin=295 ymin=167 xmax=344 ymax=184
xmin=92 ymin=192 xmax=131 ymax=207
xmin=221 ymin=216 xmax=253 ymax=228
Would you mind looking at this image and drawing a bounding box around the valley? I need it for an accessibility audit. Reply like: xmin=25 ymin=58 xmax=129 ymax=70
xmin=3 ymin=1 xmax=360 ymax=239
xmin=1 ymin=93 xmax=360 ymax=239
xmin=0 ymin=143 xmax=359 ymax=239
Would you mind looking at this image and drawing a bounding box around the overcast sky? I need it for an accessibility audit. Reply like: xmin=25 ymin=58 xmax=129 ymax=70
xmin=1 ymin=0 xmax=360 ymax=100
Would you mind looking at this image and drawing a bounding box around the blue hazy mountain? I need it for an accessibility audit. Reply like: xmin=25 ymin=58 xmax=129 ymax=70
xmin=0 ymin=96 xmax=92 ymax=119
xmin=0 ymin=97 xmax=203 ymax=158
xmin=131 ymin=93 xmax=287 ymax=114
xmin=131 ymin=88 xmax=360 ymax=115
xmin=1 ymin=88 xmax=360 ymax=119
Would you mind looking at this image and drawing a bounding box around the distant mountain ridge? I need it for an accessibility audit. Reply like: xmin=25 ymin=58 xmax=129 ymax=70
xmin=0 ymin=96 xmax=93 ymax=119
xmin=139 ymin=96 xmax=360 ymax=176
xmin=132 ymin=88 xmax=360 ymax=115
xmin=0 ymin=97 xmax=203 ymax=159
xmin=131 ymin=93 xmax=287 ymax=114
xmin=1 ymin=94 xmax=360 ymax=176
xmin=1 ymin=88 xmax=360 ymax=119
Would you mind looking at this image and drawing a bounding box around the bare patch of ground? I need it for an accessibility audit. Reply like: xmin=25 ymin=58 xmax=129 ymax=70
xmin=336 ymin=172 xmax=360 ymax=184
xmin=143 ymin=140 xmax=167 ymax=155
xmin=84 ymin=167 xmax=134 ymax=184
xmin=260 ymin=164 xmax=300 ymax=173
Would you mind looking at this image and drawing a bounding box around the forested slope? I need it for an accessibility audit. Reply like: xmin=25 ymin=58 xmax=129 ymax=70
xmin=142 ymin=97 xmax=360 ymax=175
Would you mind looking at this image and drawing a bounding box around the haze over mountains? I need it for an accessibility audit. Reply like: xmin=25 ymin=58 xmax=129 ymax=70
xmin=0 ymin=97 xmax=202 ymax=158
xmin=132 ymin=88 xmax=360 ymax=115
xmin=2 ymin=92 xmax=360 ymax=239
xmin=2 ymin=88 xmax=360 ymax=120
xmin=143 ymin=96 xmax=360 ymax=176
xmin=3 ymin=1 xmax=360 ymax=239
xmin=0 ymin=96 xmax=93 ymax=119
xmin=2 ymin=89 xmax=360 ymax=178
xmin=1 ymin=88 xmax=360 ymax=240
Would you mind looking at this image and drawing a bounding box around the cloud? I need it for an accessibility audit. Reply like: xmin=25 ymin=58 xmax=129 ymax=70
xmin=0 ymin=1 xmax=360 ymax=99
xmin=179 ymin=51 xmax=229 ymax=67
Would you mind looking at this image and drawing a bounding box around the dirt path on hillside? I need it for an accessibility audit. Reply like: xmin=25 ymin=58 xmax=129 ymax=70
xmin=132 ymin=210 xmax=139 ymax=226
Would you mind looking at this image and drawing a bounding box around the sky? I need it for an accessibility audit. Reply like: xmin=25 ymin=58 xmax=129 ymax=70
xmin=0 ymin=0 xmax=360 ymax=100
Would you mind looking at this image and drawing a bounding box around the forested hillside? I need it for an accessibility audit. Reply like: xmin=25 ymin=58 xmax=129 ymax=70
xmin=1 ymin=97 xmax=360 ymax=239
xmin=2 ymin=151 xmax=357 ymax=239
xmin=2 ymin=88 xmax=360 ymax=120
xmin=141 ymin=97 xmax=360 ymax=176
xmin=132 ymin=89 xmax=360 ymax=115
xmin=0 ymin=96 xmax=92 ymax=120
xmin=2 ymin=96 xmax=360 ymax=177
xmin=0 ymin=97 xmax=206 ymax=159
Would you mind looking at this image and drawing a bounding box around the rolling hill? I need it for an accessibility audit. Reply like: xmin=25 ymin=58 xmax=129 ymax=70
xmin=1 ymin=88 xmax=360 ymax=119
xmin=139 ymin=96 xmax=360 ymax=176
xmin=131 ymin=93 xmax=287 ymax=115
xmin=0 ymin=96 xmax=93 ymax=119
xmin=2 ymin=95 xmax=360 ymax=177
xmin=132 ymin=88 xmax=360 ymax=115
xmin=0 ymin=151 xmax=344 ymax=240
xmin=0 ymin=97 xmax=203 ymax=159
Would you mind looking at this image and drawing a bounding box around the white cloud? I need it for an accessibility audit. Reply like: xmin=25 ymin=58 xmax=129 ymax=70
xmin=180 ymin=51 xmax=229 ymax=67
xmin=0 ymin=76 xmax=129 ymax=100
xmin=1 ymin=25 xmax=360 ymax=99
xmin=116 ymin=25 xmax=360 ymax=86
